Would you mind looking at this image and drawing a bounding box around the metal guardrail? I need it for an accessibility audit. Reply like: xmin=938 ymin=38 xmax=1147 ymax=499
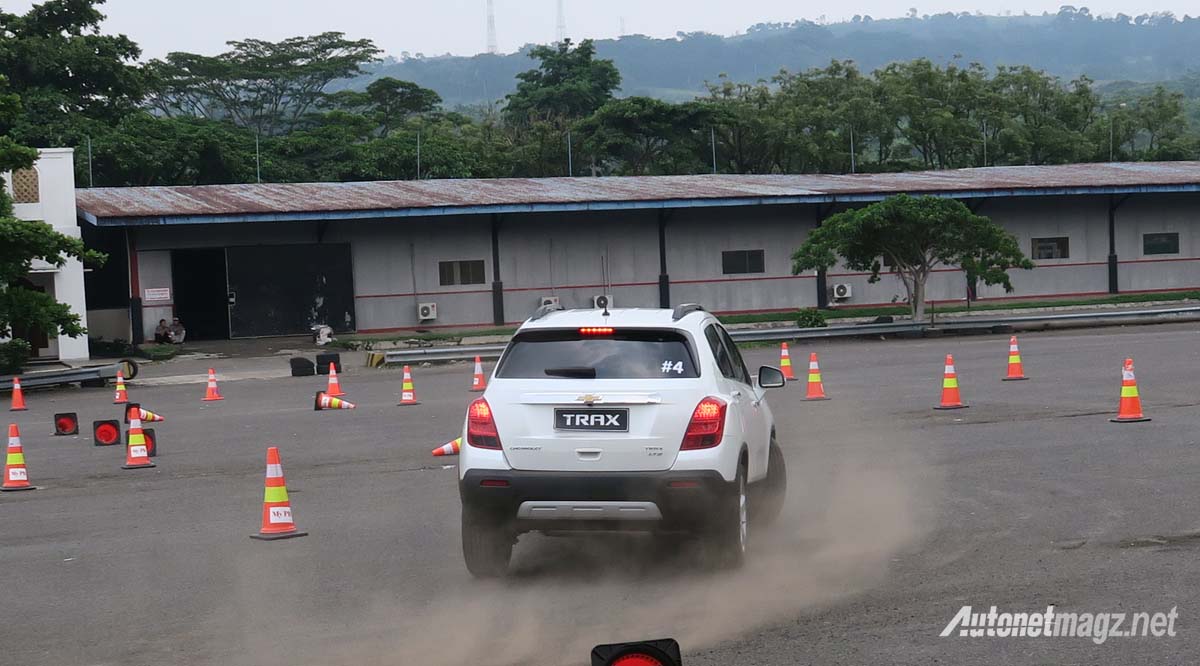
xmin=1 ymin=361 xmax=128 ymax=390
xmin=378 ymin=306 xmax=1200 ymax=365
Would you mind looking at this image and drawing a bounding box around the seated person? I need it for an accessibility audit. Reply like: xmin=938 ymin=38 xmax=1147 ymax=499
xmin=168 ymin=317 xmax=187 ymax=344
xmin=153 ymin=319 xmax=171 ymax=344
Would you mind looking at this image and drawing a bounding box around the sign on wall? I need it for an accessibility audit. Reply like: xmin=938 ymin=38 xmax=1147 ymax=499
xmin=143 ymin=287 xmax=171 ymax=302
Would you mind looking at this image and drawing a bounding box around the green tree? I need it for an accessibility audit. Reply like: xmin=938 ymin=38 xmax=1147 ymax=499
xmin=505 ymin=39 xmax=621 ymax=124
xmin=0 ymin=77 xmax=105 ymax=351
xmin=792 ymin=195 xmax=1033 ymax=321
xmin=578 ymin=97 xmax=713 ymax=175
xmin=323 ymin=77 xmax=442 ymax=136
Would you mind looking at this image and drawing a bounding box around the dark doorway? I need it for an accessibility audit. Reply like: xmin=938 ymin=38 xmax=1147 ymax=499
xmin=171 ymin=248 xmax=230 ymax=340
xmin=226 ymin=244 xmax=355 ymax=338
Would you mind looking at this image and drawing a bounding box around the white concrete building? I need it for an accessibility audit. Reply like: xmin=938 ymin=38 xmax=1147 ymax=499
xmin=4 ymin=148 xmax=90 ymax=361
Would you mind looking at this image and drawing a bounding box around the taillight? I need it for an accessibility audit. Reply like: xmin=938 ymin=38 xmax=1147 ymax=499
xmin=579 ymin=327 xmax=614 ymax=335
xmin=467 ymin=397 xmax=502 ymax=449
xmin=681 ymin=396 xmax=727 ymax=450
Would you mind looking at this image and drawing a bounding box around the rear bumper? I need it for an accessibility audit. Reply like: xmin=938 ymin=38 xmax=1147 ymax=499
xmin=459 ymin=469 xmax=734 ymax=532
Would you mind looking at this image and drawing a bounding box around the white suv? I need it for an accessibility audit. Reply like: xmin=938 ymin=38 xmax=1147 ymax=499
xmin=458 ymin=304 xmax=789 ymax=577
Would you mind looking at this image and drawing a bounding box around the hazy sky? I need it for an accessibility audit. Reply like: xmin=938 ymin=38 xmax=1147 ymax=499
xmin=7 ymin=0 xmax=1191 ymax=59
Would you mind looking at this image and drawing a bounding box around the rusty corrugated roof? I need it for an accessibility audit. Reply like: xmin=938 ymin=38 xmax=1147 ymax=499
xmin=75 ymin=161 xmax=1200 ymax=224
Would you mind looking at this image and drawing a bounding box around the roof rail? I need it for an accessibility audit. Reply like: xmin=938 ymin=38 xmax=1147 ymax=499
xmin=530 ymin=303 xmax=565 ymax=321
xmin=672 ymin=303 xmax=706 ymax=321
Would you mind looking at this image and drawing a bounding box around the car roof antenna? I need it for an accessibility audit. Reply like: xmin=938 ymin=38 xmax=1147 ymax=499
xmin=601 ymin=254 xmax=611 ymax=317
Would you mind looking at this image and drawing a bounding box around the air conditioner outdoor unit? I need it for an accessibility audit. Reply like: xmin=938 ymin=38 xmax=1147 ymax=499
xmin=539 ymin=296 xmax=561 ymax=308
xmin=832 ymin=284 xmax=853 ymax=300
xmin=592 ymin=294 xmax=614 ymax=309
xmin=417 ymin=302 xmax=438 ymax=321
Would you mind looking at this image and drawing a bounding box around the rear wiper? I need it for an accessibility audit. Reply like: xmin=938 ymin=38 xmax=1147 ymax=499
xmin=544 ymin=366 xmax=597 ymax=378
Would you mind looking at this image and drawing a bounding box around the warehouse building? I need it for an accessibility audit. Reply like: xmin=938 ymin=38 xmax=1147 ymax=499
xmin=74 ymin=162 xmax=1200 ymax=341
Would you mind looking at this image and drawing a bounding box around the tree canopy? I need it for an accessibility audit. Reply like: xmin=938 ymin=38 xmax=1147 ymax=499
xmin=792 ymin=195 xmax=1033 ymax=321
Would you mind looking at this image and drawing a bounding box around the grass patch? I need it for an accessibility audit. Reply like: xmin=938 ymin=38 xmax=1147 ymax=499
xmin=137 ymin=344 xmax=180 ymax=361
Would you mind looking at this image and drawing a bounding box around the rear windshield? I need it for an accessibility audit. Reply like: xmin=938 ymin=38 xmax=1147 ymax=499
xmin=496 ymin=329 xmax=699 ymax=379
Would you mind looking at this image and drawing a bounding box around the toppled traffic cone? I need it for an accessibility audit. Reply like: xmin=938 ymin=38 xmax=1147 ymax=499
xmin=432 ymin=437 xmax=463 ymax=457
xmin=398 ymin=365 xmax=420 ymax=406
xmin=1002 ymin=336 xmax=1028 ymax=381
xmin=250 ymin=447 xmax=307 ymax=540
xmin=934 ymin=354 xmax=968 ymax=410
xmin=1111 ymin=358 xmax=1151 ymax=423
xmin=113 ymin=370 xmax=129 ymax=404
xmin=121 ymin=405 xmax=156 ymax=469
xmin=325 ymin=362 xmax=346 ymax=397
xmin=136 ymin=407 xmax=165 ymax=423
xmin=804 ymin=352 xmax=829 ymax=401
xmin=779 ymin=343 xmax=797 ymax=381
xmin=470 ymin=356 xmax=487 ymax=392
xmin=314 ymin=391 xmax=355 ymax=411
xmin=9 ymin=377 xmax=27 ymax=411
xmin=202 ymin=368 xmax=224 ymax=402
xmin=54 ymin=412 xmax=79 ymax=436
xmin=2 ymin=423 xmax=36 ymax=491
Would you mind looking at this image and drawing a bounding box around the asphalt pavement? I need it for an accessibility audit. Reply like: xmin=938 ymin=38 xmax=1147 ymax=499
xmin=3 ymin=323 xmax=1200 ymax=665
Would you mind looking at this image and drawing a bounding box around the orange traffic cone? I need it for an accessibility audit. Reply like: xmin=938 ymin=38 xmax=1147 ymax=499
xmin=779 ymin=343 xmax=797 ymax=381
xmin=9 ymin=377 xmax=27 ymax=411
xmin=805 ymin=352 xmax=829 ymax=400
xmin=250 ymin=447 xmax=307 ymax=540
xmin=1002 ymin=336 xmax=1028 ymax=381
xmin=432 ymin=437 xmax=463 ymax=457
xmin=326 ymin=362 xmax=345 ymax=397
xmin=314 ymin=391 xmax=355 ymax=411
xmin=202 ymin=368 xmax=224 ymax=401
xmin=136 ymin=407 xmax=165 ymax=423
xmin=470 ymin=356 xmax=487 ymax=392
xmin=934 ymin=354 xmax=968 ymax=410
xmin=122 ymin=405 xmax=156 ymax=469
xmin=398 ymin=365 xmax=420 ymax=406
xmin=2 ymin=423 xmax=36 ymax=491
xmin=1111 ymin=358 xmax=1151 ymax=423
xmin=113 ymin=370 xmax=129 ymax=404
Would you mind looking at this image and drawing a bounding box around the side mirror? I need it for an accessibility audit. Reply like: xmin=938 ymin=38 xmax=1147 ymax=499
xmin=758 ymin=365 xmax=786 ymax=389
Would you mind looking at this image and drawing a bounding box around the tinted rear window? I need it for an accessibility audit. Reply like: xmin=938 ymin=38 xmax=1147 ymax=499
xmin=496 ymin=329 xmax=699 ymax=379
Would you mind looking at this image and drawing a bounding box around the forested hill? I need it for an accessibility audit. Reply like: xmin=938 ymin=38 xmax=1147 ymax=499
xmin=350 ymin=9 xmax=1200 ymax=106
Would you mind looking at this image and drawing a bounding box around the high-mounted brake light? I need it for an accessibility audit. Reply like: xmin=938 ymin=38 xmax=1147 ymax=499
xmin=579 ymin=327 xmax=614 ymax=335
xmin=681 ymin=396 xmax=727 ymax=450
xmin=466 ymin=397 xmax=502 ymax=449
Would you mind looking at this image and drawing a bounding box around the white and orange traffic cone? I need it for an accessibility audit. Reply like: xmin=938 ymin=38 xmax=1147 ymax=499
xmin=9 ymin=377 xmax=27 ymax=411
xmin=1002 ymin=336 xmax=1028 ymax=381
xmin=113 ymin=370 xmax=129 ymax=404
xmin=202 ymin=368 xmax=224 ymax=402
xmin=470 ymin=356 xmax=487 ymax=392
xmin=136 ymin=406 xmax=165 ymax=423
xmin=804 ymin=352 xmax=829 ymax=401
xmin=2 ymin=423 xmax=36 ymax=491
xmin=1111 ymin=358 xmax=1150 ymax=423
xmin=398 ymin=365 xmax=419 ymax=406
xmin=121 ymin=405 xmax=156 ymax=469
xmin=250 ymin=447 xmax=307 ymax=540
xmin=314 ymin=391 xmax=355 ymax=411
xmin=934 ymin=354 xmax=968 ymax=410
xmin=779 ymin=343 xmax=797 ymax=381
xmin=432 ymin=437 xmax=463 ymax=457
xmin=325 ymin=362 xmax=345 ymax=397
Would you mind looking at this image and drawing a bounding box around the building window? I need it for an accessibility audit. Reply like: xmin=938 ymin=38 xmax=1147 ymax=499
xmin=721 ymin=249 xmax=765 ymax=275
xmin=1032 ymin=237 xmax=1070 ymax=260
xmin=11 ymin=168 xmax=39 ymax=203
xmin=1143 ymin=232 xmax=1180 ymax=256
xmin=439 ymin=260 xmax=486 ymax=286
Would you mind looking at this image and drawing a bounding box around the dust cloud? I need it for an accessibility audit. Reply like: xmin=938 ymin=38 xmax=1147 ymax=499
xmin=230 ymin=432 xmax=935 ymax=666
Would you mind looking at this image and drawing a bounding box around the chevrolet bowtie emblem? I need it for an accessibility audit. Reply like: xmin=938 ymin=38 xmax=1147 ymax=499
xmin=577 ymin=394 xmax=602 ymax=405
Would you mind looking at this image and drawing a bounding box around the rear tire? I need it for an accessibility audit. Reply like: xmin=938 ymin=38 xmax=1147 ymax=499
xmin=755 ymin=439 xmax=788 ymax=527
xmin=708 ymin=464 xmax=748 ymax=568
xmin=461 ymin=508 xmax=513 ymax=579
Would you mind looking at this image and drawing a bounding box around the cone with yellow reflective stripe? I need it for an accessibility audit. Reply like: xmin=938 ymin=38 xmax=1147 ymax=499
xmin=1111 ymin=358 xmax=1151 ymax=423
xmin=325 ymin=362 xmax=346 ymax=397
xmin=121 ymin=405 xmax=156 ymax=469
xmin=934 ymin=354 xmax=968 ymax=410
xmin=113 ymin=370 xmax=129 ymax=404
xmin=779 ymin=343 xmax=797 ymax=381
xmin=804 ymin=352 xmax=829 ymax=401
xmin=432 ymin=437 xmax=462 ymax=457
xmin=313 ymin=391 xmax=355 ymax=411
xmin=398 ymin=365 xmax=420 ymax=406
xmin=2 ymin=423 xmax=36 ymax=491
xmin=124 ymin=403 xmax=165 ymax=424
xmin=470 ymin=356 xmax=487 ymax=392
xmin=250 ymin=447 xmax=307 ymax=540
xmin=1002 ymin=336 xmax=1028 ymax=381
